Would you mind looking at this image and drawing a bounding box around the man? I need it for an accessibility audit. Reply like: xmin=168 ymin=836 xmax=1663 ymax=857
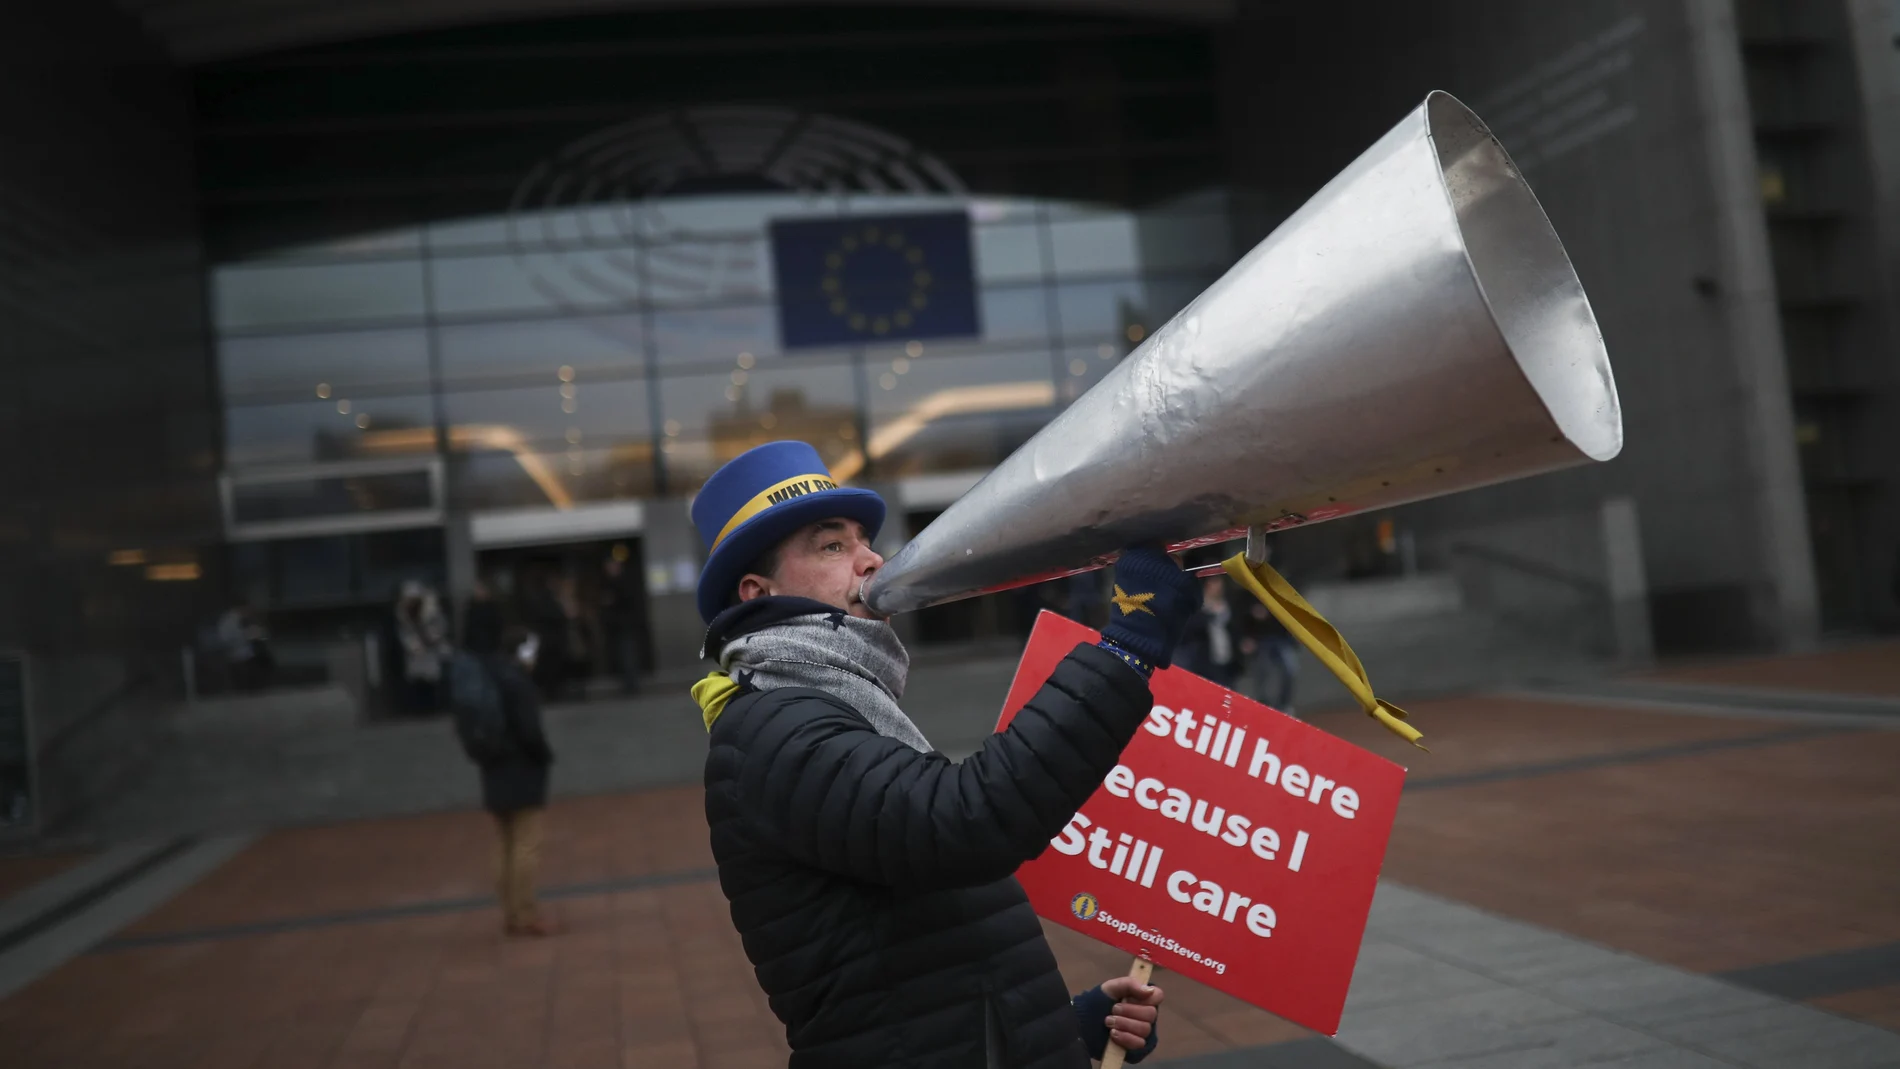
xmin=690 ymin=441 xmax=1201 ymax=1068
xmin=459 ymin=624 xmax=556 ymax=937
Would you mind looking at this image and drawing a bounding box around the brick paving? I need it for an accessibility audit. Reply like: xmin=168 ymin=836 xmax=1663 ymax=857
xmin=0 ymin=788 xmax=1308 ymax=1068
xmin=0 ymin=850 xmax=88 ymax=903
xmin=1646 ymin=637 xmax=1900 ymax=696
xmin=1812 ymin=985 xmax=1900 ymax=1033
xmin=1312 ymin=693 xmax=1900 ymax=1028
xmin=2 ymin=683 xmax=1897 ymax=1066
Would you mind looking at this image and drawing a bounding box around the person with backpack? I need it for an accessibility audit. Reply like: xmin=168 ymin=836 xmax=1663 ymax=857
xmin=450 ymin=625 xmax=556 ymax=937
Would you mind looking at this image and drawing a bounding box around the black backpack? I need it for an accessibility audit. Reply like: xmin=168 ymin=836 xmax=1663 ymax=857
xmin=448 ymin=651 xmax=511 ymax=761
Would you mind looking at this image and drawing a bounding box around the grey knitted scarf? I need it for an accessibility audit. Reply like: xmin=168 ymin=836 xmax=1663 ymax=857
xmin=720 ymin=612 xmax=934 ymax=753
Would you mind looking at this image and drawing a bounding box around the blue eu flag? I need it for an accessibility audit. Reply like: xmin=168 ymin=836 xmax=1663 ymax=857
xmin=770 ymin=211 xmax=980 ymax=350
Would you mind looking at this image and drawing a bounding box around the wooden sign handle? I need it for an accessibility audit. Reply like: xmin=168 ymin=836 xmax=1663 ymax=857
xmin=1098 ymin=957 xmax=1154 ymax=1069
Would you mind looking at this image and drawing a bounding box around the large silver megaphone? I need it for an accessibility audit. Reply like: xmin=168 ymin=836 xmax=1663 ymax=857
xmin=862 ymin=91 xmax=1621 ymax=617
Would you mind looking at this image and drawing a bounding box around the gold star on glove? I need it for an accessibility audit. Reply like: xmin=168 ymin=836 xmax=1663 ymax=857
xmin=1111 ymin=585 xmax=1156 ymax=616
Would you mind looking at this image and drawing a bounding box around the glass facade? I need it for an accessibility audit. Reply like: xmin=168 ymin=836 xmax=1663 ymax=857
xmin=213 ymin=191 xmax=1234 ymax=508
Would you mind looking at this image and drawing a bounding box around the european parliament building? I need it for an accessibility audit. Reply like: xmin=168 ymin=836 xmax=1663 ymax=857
xmin=4 ymin=1 xmax=1899 ymax=821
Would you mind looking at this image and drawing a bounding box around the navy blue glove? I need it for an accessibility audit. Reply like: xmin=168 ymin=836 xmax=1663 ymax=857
xmin=1098 ymin=545 xmax=1201 ymax=674
xmin=1072 ymin=985 xmax=1158 ymax=1063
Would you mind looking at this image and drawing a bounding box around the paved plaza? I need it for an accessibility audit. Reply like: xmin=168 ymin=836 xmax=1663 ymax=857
xmin=0 ymin=640 xmax=1896 ymax=1068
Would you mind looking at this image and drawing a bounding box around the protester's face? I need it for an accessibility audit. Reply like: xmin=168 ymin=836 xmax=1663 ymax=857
xmin=739 ymin=518 xmax=884 ymax=619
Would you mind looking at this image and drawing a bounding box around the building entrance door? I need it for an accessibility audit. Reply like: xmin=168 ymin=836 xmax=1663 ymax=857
xmin=476 ymin=538 xmax=649 ymax=701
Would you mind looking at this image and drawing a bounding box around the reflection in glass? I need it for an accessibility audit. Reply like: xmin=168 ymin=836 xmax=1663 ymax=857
xmin=431 ymin=250 xmax=642 ymax=318
xmin=456 ymin=444 xmax=656 ymax=510
xmin=213 ymin=260 xmax=427 ymax=331
xmin=1054 ymin=279 xmax=1149 ymax=341
xmin=1049 ymin=213 xmax=1140 ymax=276
xmin=645 ymin=236 xmax=772 ymax=306
xmin=651 ymin=305 xmax=778 ymax=368
xmin=226 ymin=395 xmax=438 ymax=466
xmin=1134 ymin=206 xmax=1235 ymax=273
xmin=229 ymin=470 xmax=435 ymax=524
xmin=1057 ymin=344 xmax=1123 ymax=406
xmin=441 ymin=379 xmax=651 ymax=452
xmin=977 ymin=284 xmax=1050 ymax=342
xmin=218 ymin=329 xmax=431 ymax=400
xmin=659 ymin=363 xmax=858 ymax=492
xmin=859 ymin=348 xmax=1055 ymax=479
xmin=1141 ymin=274 xmax=1218 ymax=332
xmin=214 ymin=192 xmax=1234 ymax=516
xmin=437 ymin=316 xmax=644 ymax=386
xmin=973 ymin=223 xmax=1045 ymax=283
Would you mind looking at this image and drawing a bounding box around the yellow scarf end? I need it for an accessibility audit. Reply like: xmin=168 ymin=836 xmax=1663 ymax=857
xmin=693 ymin=670 xmax=742 ymax=732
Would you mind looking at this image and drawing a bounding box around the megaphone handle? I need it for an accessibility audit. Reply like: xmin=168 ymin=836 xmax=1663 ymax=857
xmin=1185 ymin=525 xmax=1273 ymax=578
xmin=1098 ymin=957 xmax=1154 ymax=1069
xmin=1246 ymin=525 xmax=1270 ymax=564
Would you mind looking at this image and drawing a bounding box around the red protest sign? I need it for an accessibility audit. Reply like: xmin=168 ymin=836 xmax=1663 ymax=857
xmin=998 ymin=612 xmax=1406 ymax=1035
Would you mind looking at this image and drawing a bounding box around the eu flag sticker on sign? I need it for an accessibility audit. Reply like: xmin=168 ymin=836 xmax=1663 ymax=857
xmin=770 ymin=211 xmax=980 ymax=349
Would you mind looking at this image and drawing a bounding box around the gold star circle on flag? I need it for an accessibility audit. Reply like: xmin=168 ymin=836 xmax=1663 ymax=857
xmin=821 ymin=225 xmax=931 ymax=336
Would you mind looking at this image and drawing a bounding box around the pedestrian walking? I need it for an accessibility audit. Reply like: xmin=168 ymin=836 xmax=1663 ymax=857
xmin=690 ymin=440 xmax=1192 ymax=1068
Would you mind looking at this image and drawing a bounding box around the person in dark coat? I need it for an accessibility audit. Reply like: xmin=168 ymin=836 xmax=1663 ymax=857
xmin=469 ymin=623 xmax=555 ymax=937
xmin=689 ymin=441 xmax=1202 ymax=1069
xmin=461 ymin=578 xmax=504 ymax=659
xmin=1176 ymin=575 xmax=1241 ymax=687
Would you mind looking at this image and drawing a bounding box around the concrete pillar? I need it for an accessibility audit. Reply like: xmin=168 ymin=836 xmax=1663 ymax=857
xmin=1600 ymin=497 xmax=1654 ymax=663
xmin=443 ymin=512 xmax=475 ymax=625
xmin=1846 ymin=0 xmax=1900 ymax=331
xmin=1845 ymin=0 xmax=1900 ymax=627
xmin=439 ymin=454 xmax=477 ymax=642
xmin=1684 ymin=0 xmax=1822 ymax=649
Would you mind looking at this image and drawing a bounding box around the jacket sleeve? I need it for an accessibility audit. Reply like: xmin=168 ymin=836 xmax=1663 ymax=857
xmin=712 ymin=642 xmax=1151 ymax=892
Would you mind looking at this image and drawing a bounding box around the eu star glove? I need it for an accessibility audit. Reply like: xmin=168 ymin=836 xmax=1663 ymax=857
xmin=1098 ymin=545 xmax=1201 ymax=673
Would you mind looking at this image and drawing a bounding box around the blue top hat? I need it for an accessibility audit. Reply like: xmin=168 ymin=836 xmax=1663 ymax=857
xmin=691 ymin=441 xmax=886 ymax=623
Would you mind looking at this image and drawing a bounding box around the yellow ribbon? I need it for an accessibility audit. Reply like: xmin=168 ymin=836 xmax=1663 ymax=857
xmin=1221 ymin=552 xmax=1427 ymax=751
xmin=693 ymin=671 xmax=743 ymax=731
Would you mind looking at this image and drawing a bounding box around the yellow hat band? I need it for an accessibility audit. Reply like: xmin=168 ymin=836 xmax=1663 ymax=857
xmin=711 ymin=473 xmax=841 ymax=550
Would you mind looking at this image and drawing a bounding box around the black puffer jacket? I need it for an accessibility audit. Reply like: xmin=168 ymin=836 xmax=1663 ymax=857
xmin=704 ymin=637 xmax=1153 ymax=1068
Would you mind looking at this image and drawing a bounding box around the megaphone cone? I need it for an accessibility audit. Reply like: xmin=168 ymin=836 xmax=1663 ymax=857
xmin=863 ymin=91 xmax=1621 ymax=617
